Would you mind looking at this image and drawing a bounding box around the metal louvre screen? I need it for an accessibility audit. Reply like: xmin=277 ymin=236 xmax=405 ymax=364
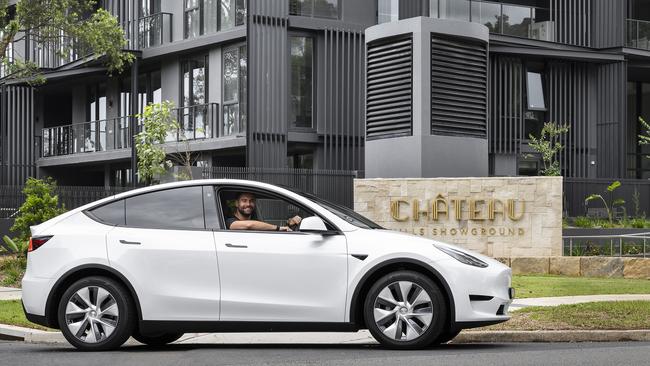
xmin=431 ymin=35 xmax=487 ymax=138
xmin=366 ymin=35 xmax=413 ymax=140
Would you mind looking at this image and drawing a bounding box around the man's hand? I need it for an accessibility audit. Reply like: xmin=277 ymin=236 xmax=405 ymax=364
xmin=287 ymin=215 xmax=302 ymax=228
xmin=279 ymin=226 xmax=292 ymax=232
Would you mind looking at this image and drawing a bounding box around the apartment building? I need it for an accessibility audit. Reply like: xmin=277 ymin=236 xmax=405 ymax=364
xmin=1 ymin=1 xmax=649 ymax=193
xmin=0 ymin=0 xmax=367 ymax=186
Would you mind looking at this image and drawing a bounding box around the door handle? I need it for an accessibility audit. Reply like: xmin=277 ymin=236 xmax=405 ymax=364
xmin=119 ymin=239 xmax=141 ymax=245
xmin=225 ymin=243 xmax=247 ymax=248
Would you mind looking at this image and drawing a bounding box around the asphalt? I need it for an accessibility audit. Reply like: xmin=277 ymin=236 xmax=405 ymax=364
xmin=1 ymin=340 xmax=649 ymax=366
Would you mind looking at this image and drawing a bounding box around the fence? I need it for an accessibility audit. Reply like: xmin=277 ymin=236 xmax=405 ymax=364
xmin=201 ymin=167 xmax=357 ymax=208
xmin=563 ymin=232 xmax=650 ymax=258
xmin=0 ymin=167 xmax=357 ymax=221
xmin=564 ymin=178 xmax=650 ymax=218
xmin=0 ymin=185 xmax=130 ymax=219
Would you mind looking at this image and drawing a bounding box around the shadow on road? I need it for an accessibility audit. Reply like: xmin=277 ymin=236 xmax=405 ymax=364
xmin=32 ymin=342 xmax=510 ymax=353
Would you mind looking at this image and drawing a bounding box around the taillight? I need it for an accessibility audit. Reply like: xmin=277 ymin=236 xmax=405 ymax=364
xmin=28 ymin=236 xmax=52 ymax=252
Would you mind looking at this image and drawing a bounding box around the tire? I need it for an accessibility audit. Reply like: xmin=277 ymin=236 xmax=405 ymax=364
xmin=57 ymin=276 xmax=135 ymax=351
xmin=364 ymin=270 xmax=448 ymax=349
xmin=432 ymin=329 xmax=461 ymax=345
xmin=132 ymin=331 xmax=184 ymax=347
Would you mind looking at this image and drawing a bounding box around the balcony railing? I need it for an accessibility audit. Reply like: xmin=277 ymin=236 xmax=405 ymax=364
xmin=28 ymin=33 xmax=83 ymax=69
xmin=627 ymin=18 xmax=650 ymax=51
xmin=41 ymin=103 xmax=220 ymax=158
xmin=469 ymin=1 xmax=555 ymax=42
xmin=123 ymin=12 xmax=173 ymax=50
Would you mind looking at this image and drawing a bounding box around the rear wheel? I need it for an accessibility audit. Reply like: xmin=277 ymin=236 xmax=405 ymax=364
xmin=364 ymin=270 xmax=448 ymax=349
xmin=132 ymin=331 xmax=184 ymax=347
xmin=57 ymin=276 xmax=134 ymax=351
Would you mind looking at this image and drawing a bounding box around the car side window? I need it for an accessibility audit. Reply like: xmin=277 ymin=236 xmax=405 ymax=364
xmin=89 ymin=199 xmax=125 ymax=226
xmin=219 ymin=189 xmax=318 ymax=231
xmin=125 ymin=186 xmax=205 ymax=230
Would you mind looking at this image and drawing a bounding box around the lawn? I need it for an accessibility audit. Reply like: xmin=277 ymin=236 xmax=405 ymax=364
xmin=484 ymin=301 xmax=650 ymax=331
xmin=513 ymin=275 xmax=650 ymax=299
xmin=0 ymin=300 xmax=50 ymax=330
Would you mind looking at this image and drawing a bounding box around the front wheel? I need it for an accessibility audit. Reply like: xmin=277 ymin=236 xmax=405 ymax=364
xmin=364 ymin=270 xmax=448 ymax=349
xmin=57 ymin=276 xmax=135 ymax=351
xmin=132 ymin=331 xmax=184 ymax=347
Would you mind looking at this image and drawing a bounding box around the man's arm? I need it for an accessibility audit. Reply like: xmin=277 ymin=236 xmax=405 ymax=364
xmin=229 ymin=220 xmax=291 ymax=231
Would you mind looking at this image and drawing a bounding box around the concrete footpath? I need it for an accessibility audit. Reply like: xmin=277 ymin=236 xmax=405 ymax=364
xmin=3 ymin=288 xmax=650 ymax=345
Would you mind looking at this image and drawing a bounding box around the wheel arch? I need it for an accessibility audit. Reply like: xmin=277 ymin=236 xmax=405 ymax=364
xmin=349 ymin=258 xmax=456 ymax=330
xmin=44 ymin=264 xmax=143 ymax=329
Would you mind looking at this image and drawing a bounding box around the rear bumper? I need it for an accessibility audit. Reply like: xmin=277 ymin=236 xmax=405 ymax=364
xmin=21 ymin=274 xmax=57 ymax=328
xmin=22 ymin=302 xmax=52 ymax=328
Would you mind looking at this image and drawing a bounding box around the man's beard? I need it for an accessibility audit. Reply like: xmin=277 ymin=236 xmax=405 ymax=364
xmin=237 ymin=207 xmax=253 ymax=218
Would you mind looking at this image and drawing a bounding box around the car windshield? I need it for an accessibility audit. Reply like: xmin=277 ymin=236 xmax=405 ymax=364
xmin=299 ymin=191 xmax=383 ymax=229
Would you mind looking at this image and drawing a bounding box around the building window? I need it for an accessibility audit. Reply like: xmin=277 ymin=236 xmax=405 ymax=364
xmin=289 ymin=0 xmax=339 ymax=19
xmin=181 ymin=55 xmax=209 ymax=138
xmin=184 ymin=0 xmax=202 ymax=38
xmin=378 ymin=0 xmax=399 ymax=24
xmin=526 ymin=72 xmax=546 ymax=111
xmin=290 ymin=36 xmax=314 ymax=129
xmin=222 ymin=45 xmax=247 ymax=136
xmin=438 ymin=0 xmax=470 ymax=21
xmin=184 ymin=0 xmax=246 ymax=39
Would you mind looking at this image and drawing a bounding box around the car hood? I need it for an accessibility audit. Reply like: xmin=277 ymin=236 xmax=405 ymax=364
xmin=354 ymin=228 xmax=500 ymax=266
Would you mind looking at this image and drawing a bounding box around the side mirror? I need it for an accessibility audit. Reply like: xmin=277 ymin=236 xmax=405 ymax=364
xmin=299 ymin=216 xmax=328 ymax=232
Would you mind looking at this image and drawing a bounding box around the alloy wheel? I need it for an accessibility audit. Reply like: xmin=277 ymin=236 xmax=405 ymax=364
xmin=373 ymin=281 xmax=434 ymax=341
xmin=64 ymin=286 xmax=119 ymax=344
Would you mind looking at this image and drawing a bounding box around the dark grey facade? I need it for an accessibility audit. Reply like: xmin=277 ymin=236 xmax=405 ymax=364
xmin=366 ymin=0 xmax=650 ymax=182
xmin=1 ymin=0 xmax=650 ymax=188
xmin=0 ymin=0 xmax=369 ymax=186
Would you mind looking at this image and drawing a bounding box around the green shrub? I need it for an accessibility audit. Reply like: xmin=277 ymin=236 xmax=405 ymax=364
xmin=572 ymin=216 xmax=594 ymax=228
xmin=0 ymin=256 xmax=27 ymax=287
xmin=10 ymin=177 xmax=66 ymax=243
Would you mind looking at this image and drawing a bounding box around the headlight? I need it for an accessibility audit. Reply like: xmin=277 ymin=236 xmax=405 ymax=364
xmin=434 ymin=244 xmax=488 ymax=268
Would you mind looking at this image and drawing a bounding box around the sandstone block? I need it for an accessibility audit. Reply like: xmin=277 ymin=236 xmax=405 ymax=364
xmin=549 ymin=257 xmax=580 ymax=276
xmin=580 ymin=257 xmax=624 ymax=278
xmin=623 ymin=258 xmax=650 ymax=279
xmin=510 ymin=257 xmax=549 ymax=275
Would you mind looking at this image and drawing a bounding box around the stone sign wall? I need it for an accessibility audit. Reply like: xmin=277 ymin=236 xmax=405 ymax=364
xmin=354 ymin=177 xmax=563 ymax=257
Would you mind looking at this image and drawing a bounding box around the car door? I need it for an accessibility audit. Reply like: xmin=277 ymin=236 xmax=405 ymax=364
xmin=105 ymin=185 xmax=221 ymax=321
xmin=214 ymin=187 xmax=349 ymax=322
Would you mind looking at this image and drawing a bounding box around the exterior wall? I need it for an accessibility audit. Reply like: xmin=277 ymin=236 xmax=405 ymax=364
xmin=364 ymin=17 xmax=489 ymax=178
xmin=247 ymin=0 xmax=289 ymax=168
xmin=354 ymin=177 xmax=563 ymax=257
xmin=0 ymin=86 xmax=36 ymax=185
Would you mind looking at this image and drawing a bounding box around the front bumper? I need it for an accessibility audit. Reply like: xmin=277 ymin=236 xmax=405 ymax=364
xmin=435 ymin=257 xmax=514 ymax=328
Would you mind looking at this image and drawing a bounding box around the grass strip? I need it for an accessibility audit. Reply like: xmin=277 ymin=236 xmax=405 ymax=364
xmin=513 ymin=275 xmax=650 ymax=299
xmin=0 ymin=300 xmax=50 ymax=331
xmin=484 ymin=301 xmax=650 ymax=331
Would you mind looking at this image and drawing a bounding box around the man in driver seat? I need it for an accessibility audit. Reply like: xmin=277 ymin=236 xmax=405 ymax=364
xmin=226 ymin=192 xmax=302 ymax=231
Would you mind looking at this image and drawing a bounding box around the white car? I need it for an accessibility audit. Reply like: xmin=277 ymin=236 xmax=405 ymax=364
xmin=22 ymin=179 xmax=513 ymax=351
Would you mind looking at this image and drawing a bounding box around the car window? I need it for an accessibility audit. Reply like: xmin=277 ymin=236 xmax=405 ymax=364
xmin=218 ymin=189 xmax=323 ymax=230
xmin=89 ymin=199 xmax=125 ymax=226
xmin=125 ymin=186 xmax=205 ymax=230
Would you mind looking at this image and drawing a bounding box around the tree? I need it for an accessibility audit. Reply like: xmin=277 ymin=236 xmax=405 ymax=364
xmin=640 ymin=117 xmax=650 ymax=160
xmin=135 ymin=101 xmax=174 ymax=185
xmin=136 ymin=101 xmax=203 ymax=183
xmin=0 ymin=0 xmax=133 ymax=84
xmin=585 ymin=181 xmax=625 ymax=225
xmin=526 ymin=122 xmax=570 ymax=176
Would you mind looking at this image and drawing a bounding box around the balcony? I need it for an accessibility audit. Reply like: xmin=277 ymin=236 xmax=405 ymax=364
xmin=469 ymin=1 xmax=554 ymax=42
xmin=123 ymin=12 xmax=173 ymax=50
xmin=627 ymin=18 xmax=650 ymax=51
xmin=41 ymin=103 xmax=220 ymax=158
